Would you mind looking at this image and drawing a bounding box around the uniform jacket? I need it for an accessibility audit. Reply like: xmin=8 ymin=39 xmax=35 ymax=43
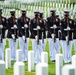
xmin=46 ymin=16 xmax=60 ymax=38
xmin=17 ymin=16 xmax=30 ymax=38
xmin=7 ymin=16 xmax=18 ymax=38
xmin=0 ymin=16 xmax=7 ymax=38
xmin=30 ymin=17 xmax=45 ymax=39
xmin=60 ymin=18 xmax=74 ymax=40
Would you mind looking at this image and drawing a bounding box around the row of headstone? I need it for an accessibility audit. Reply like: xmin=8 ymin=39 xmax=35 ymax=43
xmin=0 ymin=2 xmax=75 ymax=19
xmin=0 ymin=1 xmax=74 ymax=10
xmin=0 ymin=1 xmax=75 ymax=19
xmin=56 ymin=54 xmax=76 ymax=75
xmin=1 ymin=8 xmax=75 ymax=19
xmin=1 ymin=52 xmax=76 ymax=75
xmin=3 ymin=48 xmax=48 ymax=75
xmin=0 ymin=0 xmax=75 ymax=9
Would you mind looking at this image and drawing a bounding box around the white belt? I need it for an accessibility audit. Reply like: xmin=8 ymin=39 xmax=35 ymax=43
xmin=64 ymin=29 xmax=70 ymax=31
xmin=11 ymin=27 xmax=14 ymax=29
xmin=22 ymin=27 xmax=24 ymax=29
xmin=33 ymin=28 xmax=37 ymax=30
xmin=50 ymin=27 xmax=53 ymax=29
xmin=50 ymin=27 xmax=57 ymax=29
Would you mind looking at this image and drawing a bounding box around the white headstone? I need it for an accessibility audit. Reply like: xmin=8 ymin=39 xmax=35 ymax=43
xmin=53 ymin=3 xmax=55 ymax=8
xmin=72 ymin=55 xmax=76 ymax=67
xmin=41 ymin=52 xmax=48 ymax=63
xmin=56 ymin=3 xmax=58 ymax=8
xmin=28 ymin=51 xmax=34 ymax=72
xmin=71 ymin=4 xmax=73 ymax=10
xmin=14 ymin=62 xmax=25 ymax=75
xmin=36 ymin=63 xmax=48 ymax=75
xmin=50 ymin=3 xmax=52 ymax=7
xmin=16 ymin=50 xmax=22 ymax=62
xmin=64 ymin=4 xmax=67 ymax=9
xmin=62 ymin=4 xmax=64 ymax=8
xmin=68 ymin=4 xmax=70 ymax=9
xmin=72 ymin=55 xmax=76 ymax=75
xmin=59 ymin=3 xmax=61 ymax=8
xmin=62 ymin=65 xmax=75 ymax=75
xmin=44 ymin=2 xmax=47 ymax=7
xmin=5 ymin=48 xmax=11 ymax=69
xmin=0 ymin=60 xmax=5 ymax=75
xmin=56 ymin=54 xmax=63 ymax=75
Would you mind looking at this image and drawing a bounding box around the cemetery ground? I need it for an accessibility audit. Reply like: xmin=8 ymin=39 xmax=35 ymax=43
xmin=5 ymin=39 xmax=74 ymax=75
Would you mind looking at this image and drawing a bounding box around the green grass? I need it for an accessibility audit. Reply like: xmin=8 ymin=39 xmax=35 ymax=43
xmin=5 ymin=39 xmax=74 ymax=75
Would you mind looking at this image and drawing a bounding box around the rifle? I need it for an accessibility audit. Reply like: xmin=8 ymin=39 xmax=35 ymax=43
xmin=37 ymin=25 xmax=40 ymax=44
xmin=52 ymin=17 xmax=57 ymax=43
xmin=36 ymin=18 xmax=40 ymax=45
xmin=42 ymin=31 xmax=44 ymax=43
xmin=64 ymin=18 xmax=70 ymax=45
xmin=50 ymin=24 xmax=57 ymax=43
xmin=0 ymin=25 xmax=3 ymax=43
xmin=67 ymin=19 xmax=70 ymax=45
xmin=13 ymin=24 xmax=17 ymax=42
xmin=13 ymin=17 xmax=17 ymax=42
xmin=0 ymin=17 xmax=3 ymax=43
xmin=24 ymin=24 xmax=28 ymax=43
xmin=24 ymin=17 xmax=29 ymax=43
xmin=53 ymin=24 xmax=56 ymax=43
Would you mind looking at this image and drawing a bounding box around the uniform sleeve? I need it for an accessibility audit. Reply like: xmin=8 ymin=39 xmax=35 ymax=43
xmin=2 ymin=17 xmax=7 ymax=30
xmin=59 ymin=20 xmax=63 ymax=31
xmin=58 ymin=18 xmax=60 ymax=27
xmin=46 ymin=18 xmax=50 ymax=30
xmin=44 ymin=19 xmax=47 ymax=31
xmin=17 ymin=18 xmax=23 ymax=31
xmin=6 ymin=18 xmax=11 ymax=30
xmin=40 ymin=20 xmax=45 ymax=31
xmin=29 ymin=19 xmax=33 ymax=33
xmin=74 ymin=20 xmax=76 ymax=29
xmin=72 ymin=19 xmax=74 ymax=29
xmin=17 ymin=18 xmax=23 ymax=36
xmin=27 ymin=18 xmax=30 ymax=31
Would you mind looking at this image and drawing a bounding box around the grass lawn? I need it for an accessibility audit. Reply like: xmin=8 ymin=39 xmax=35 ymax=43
xmin=5 ymin=39 xmax=74 ymax=75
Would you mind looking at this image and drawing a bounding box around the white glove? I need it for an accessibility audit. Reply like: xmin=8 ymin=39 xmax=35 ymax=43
xmin=51 ymin=34 xmax=54 ymax=39
xmin=0 ymin=25 xmax=3 ymax=29
xmin=35 ymin=35 xmax=38 ymax=41
xmin=0 ymin=35 xmax=1 ymax=39
xmin=12 ymin=34 xmax=15 ymax=39
xmin=22 ymin=36 xmax=25 ymax=41
xmin=66 ymin=36 xmax=68 ymax=41
xmin=14 ymin=25 xmax=17 ymax=29
xmin=67 ymin=26 xmax=70 ymax=30
xmin=5 ymin=30 xmax=8 ymax=38
xmin=53 ymin=24 xmax=57 ymax=29
xmin=58 ymin=30 xmax=61 ymax=33
xmin=37 ymin=26 xmax=40 ymax=30
xmin=24 ymin=24 xmax=28 ymax=28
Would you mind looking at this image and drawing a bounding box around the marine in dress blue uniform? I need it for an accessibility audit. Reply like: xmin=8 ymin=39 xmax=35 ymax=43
xmin=39 ymin=11 xmax=46 ymax=52
xmin=7 ymin=9 xmax=18 ymax=60
xmin=60 ymin=10 xmax=74 ymax=63
xmin=46 ymin=9 xmax=60 ymax=62
xmin=73 ymin=11 xmax=76 ymax=54
xmin=30 ymin=10 xmax=45 ymax=63
xmin=0 ymin=8 xmax=7 ymax=60
xmin=17 ymin=9 xmax=30 ymax=62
